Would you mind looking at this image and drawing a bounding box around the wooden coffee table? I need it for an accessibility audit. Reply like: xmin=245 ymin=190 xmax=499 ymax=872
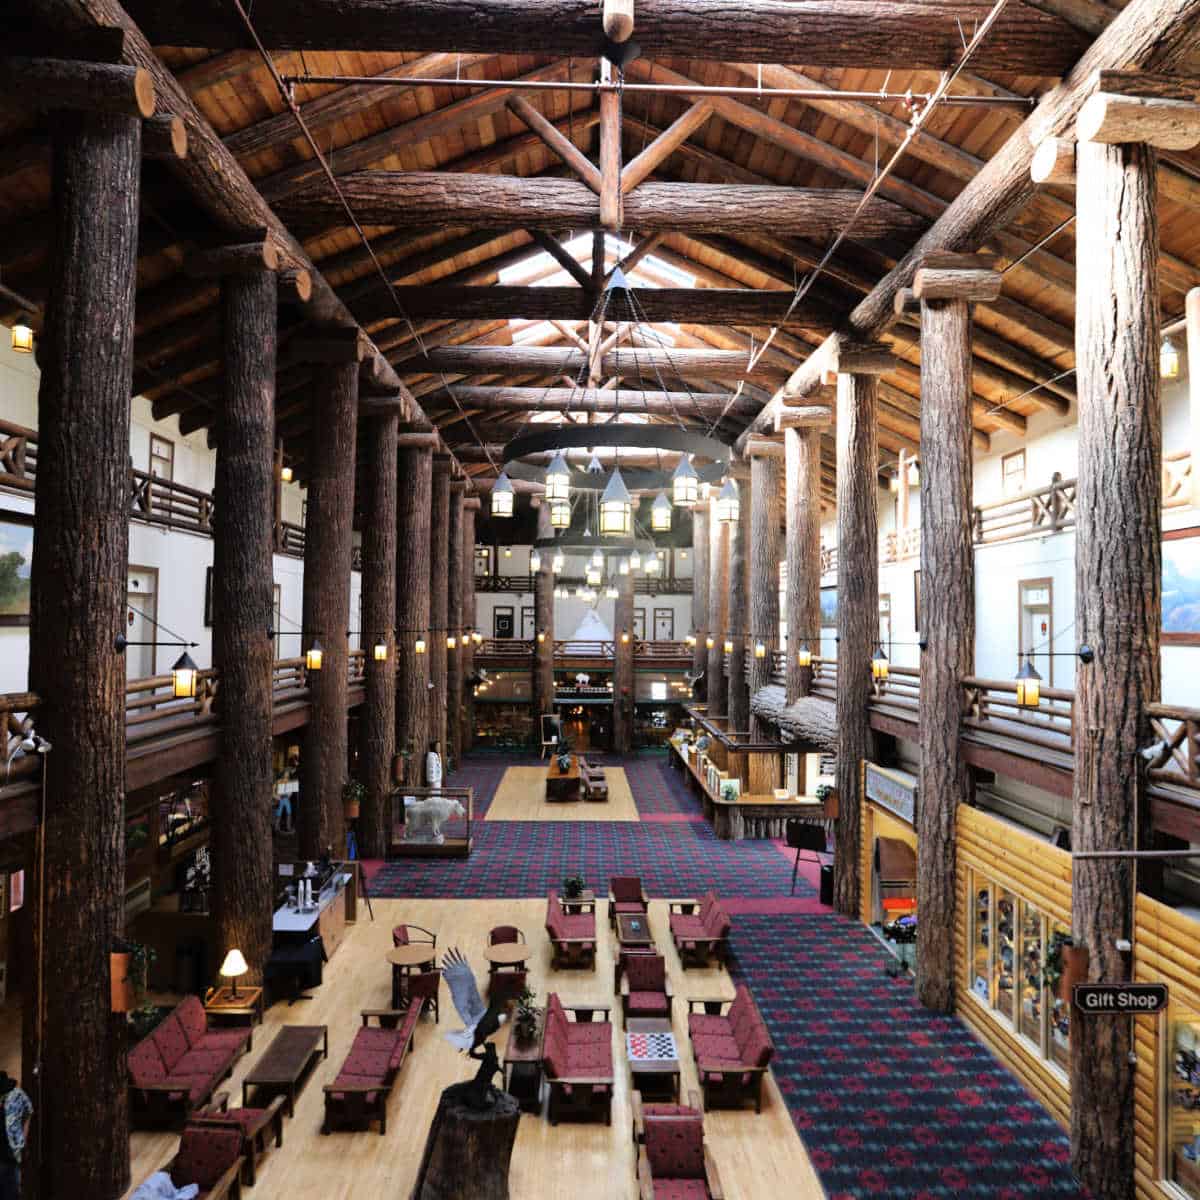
xmin=503 ymin=1008 xmax=545 ymax=1113
xmin=242 ymin=1025 xmax=328 ymax=1117
xmin=545 ymin=756 xmax=581 ymax=802
xmin=626 ymin=1017 xmax=680 ymax=1102
xmin=616 ymin=913 xmax=654 ymax=949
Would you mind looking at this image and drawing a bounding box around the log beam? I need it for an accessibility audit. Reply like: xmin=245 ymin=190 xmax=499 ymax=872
xmin=1031 ymin=137 xmax=1077 ymax=184
xmin=143 ymin=113 xmax=188 ymax=158
xmin=461 ymin=502 xmax=479 ymax=751
xmin=506 ymin=95 xmax=601 ymax=192
xmin=0 ymin=56 xmax=155 ymax=117
xmin=528 ymin=231 xmax=595 ymax=291
xmin=424 ymin=386 xmax=749 ymax=416
xmin=622 ymin=102 xmax=713 ymax=194
xmin=912 ymin=253 xmax=1004 ymax=303
xmin=184 ymin=239 xmax=280 ymax=279
xmin=1078 ymin=91 xmax=1200 ymax=150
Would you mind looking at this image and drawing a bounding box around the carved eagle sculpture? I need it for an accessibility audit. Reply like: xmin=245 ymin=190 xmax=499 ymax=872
xmin=442 ymin=947 xmax=507 ymax=1054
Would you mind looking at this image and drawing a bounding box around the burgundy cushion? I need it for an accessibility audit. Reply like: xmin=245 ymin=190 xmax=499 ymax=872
xmin=687 ymin=1014 xmax=729 ymax=1039
xmin=564 ymin=1022 xmax=609 ymax=1045
xmin=168 ymin=1073 xmax=221 ymax=1104
xmin=642 ymin=1103 xmax=700 ymax=1119
xmin=740 ymin=1025 xmax=773 ymax=1068
xmin=564 ymin=1039 xmax=612 ymax=1074
xmin=669 ymin=915 xmax=705 ymax=939
xmin=199 ymin=1029 xmax=251 ymax=1056
xmin=214 ymin=1107 xmax=267 ymax=1135
xmin=625 ymin=955 xmax=666 ymax=991
xmin=704 ymin=909 xmax=732 ymax=940
xmin=610 ymin=876 xmax=644 ymax=903
xmin=560 ymin=914 xmax=595 ymax=938
xmin=652 ymin=1181 xmax=709 ymax=1200
xmin=129 ymin=1037 xmax=167 ymax=1085
xmin=546 ymin=993 xmax=566 ymax=1023
xmin=152 ymin=1013 xmax=191 ymax=1073
xmin=691 ymin=1033 xmax=740 ymax=1065
xmin=172 ymin=1126 xmax=242 ymax=1189
xmin=613 ymin=901 xmax=646 ymax=915
xmin=176 ymin=996 xmax=208 ymax=1048
xmin=645 ymin=1115 xmax=706 ymax=1179
xmin=392 ymin=925 xmax=410 ymax=947
xmin=627 ymin=991 xmax=670 ymax=1015
xmin=174 ymin=1048 xmax=232 ymax=1082
xmin=490 ymin=926 xmax=520 ymax=945
xmin=328 ymin=1072 xmax=381 ymax=1105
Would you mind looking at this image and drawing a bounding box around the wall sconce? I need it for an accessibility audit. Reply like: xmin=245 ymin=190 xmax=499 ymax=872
xmin=552 ymin=552 xmax=564 ymax=573
xmin=871 ymin=643 xmax=889 ymax=681
xmin=754 ymin=640 xmax=766 ymax=659
xmin=414 ymin=636 xmax=427 ymax=654
xmin=1161 ymin=335 xmax=1181 ymax=380
xmin=530 ymin=549 xmax=542 ymax=572
xmin=172 ymin=652 xmax=199 ymax=699
xmin=280 ymin=465 xmax=294 ymax=483
xmin=686 ymin=633 xmax=696 ymax=648
xmin=306 ymin=640 xmax=324 ymax=671
xmin=536 ymin=630 xmax=546 ymax=644
xmin=705 ymin=635 xmax=715 ymax=650
xmin=503 ymin=547 xmax=512 ymax=558
xmin=796 ymin=643 xmax=812 ymax=668
xmin=373 ymin=641 xmax=388 ymax=662
xmin=10 ymin=318 xmax=33 ymax=355
xmin=645 ymin=554 xmax=661 ymax=576
xmin=629 ymin=550 xmax=642 ymax=570
xmin=621 ymin=630 xmax=631 ymax=644
xmin=723 ymin=638 xmax=733 ymax=654
xmin=472 ymin=630 xmax=483 ymax=645
xmin=446 ymin=634 xmax=457 ymax=650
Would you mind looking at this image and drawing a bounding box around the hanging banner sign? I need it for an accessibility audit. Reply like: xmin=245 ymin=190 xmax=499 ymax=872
xmin=1073 ymin=983 xmax=1168 ymax=1014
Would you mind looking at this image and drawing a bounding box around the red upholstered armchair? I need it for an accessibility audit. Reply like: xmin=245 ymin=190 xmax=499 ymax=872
xmin=487 ymin=925 xmax=526 ymax=975
xmin=192 ymin=1093 xmax=286 ymax=1186
xmin=620 ymin=952 xmax=673 ymax=1021
xmin=542 ymin=992 xmax=614 ymax=1125
xmin=608 ymin=875 xmax=649 ymax=928
xmin=668 ymin=892 xmax=732 ymax=967
xmin=545 ymin=892 xmax=597 ymax=969
xmin=686 ymin=986 xmax=774 ymax=1112
xmin=164 ymin=1123 xmax=244 ymax=1200
xmin=637 ymin=1112 xmax=725 ymax=1200
xmin=631 ymin=1088 xmax=702 ymax=1153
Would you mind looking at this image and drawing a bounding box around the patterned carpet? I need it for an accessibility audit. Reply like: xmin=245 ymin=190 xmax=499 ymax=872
xmin=374 ymin=752 xmax=1084 ymax=1198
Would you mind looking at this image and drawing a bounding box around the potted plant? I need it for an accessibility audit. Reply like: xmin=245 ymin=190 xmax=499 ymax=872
xmin=555 ymin=734 xmax=573 ymax=774
xmin=130 ymin=1000 xmax=165 ymax=1042
xmin=513 ymin=986 xmax=539 ymax=1046
xmin=343 ymin=778 xmax=366 ymax=820
xmin=112 ymin=938 xmax=157 ymax=1014
xmin=1044 ymin=932 xmax=1088 ymax=1002
xmin=815 ymin=783 xmax=840 ymax=820
xmin=562 ymin=872 xmax=585 ymax=900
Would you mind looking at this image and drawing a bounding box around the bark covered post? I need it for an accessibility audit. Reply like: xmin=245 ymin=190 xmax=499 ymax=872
xmin=912 ymin=259 xmax=996 ymax=1013
xmin=532 ymin=505 xmax=556 ymax=730
xmin=834 ymin=370 xmax=878 ymax=917
xmin=726 ymin=464 xmax=751 ymax=731
xmin=785 ymin=428 xmax=823 ymax=702
xmin=1070 ymin=132 xmax=1162 ymax=1200
xmin=691 ymin=502 xmax=710 ymax=691
xmin=749 ymin=447 xmax=782 ymax=737
xmin=25 ymin=106 xmax=142 ymax=1200
xmin=706 ymin=499 xmax=730 ymax=718
xmin=613 ymin=566 xmax=636 ymax=753
xmin=462 ymin=498 xmax=480 ymax=752
xmin=396 ymin=442 xmax=433 ymax=783
xmin=299 ymin=361 xmax=358 ymax=860
xmin=428 ymin=458 xmax=452 ymax=764
xmin=211 ymin=262 xmax=279 ymax=989
xmin=359 ymin=409 xmax=398 ymax=858
xmin=446 ymin=481 xmax=466 ymax=767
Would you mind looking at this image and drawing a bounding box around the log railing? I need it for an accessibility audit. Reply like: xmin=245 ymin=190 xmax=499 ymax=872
xmin=476 ymin=638 xmax=690 ymax=662
xmin=869 ymin=665 xmax=920 ymax=722
xmin=0 ymin=418 xmax=36 ymax=493
xmin=972 ymin=473 xmax=1077 ymax=546
xmin=0 ymin=692 xmax=41 ymax=787
xmin=473 ymin=573 xmax=690 ymax=595
xmin=1163 ymin=450 xmax=1193 ymax=509
xmin=1145 ymin=703 xmax=1200 ymax=794
xmin=961 ymin=676 xmax=1075 ymax=757
xmin=130 ymin=468 xmax=215 ymax=536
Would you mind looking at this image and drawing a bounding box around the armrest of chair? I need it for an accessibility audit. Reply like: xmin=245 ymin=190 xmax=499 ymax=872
xmin=562 ymin=1003 xmax=610 ymax=1022
xmin=200 ymin=1090 xmax=230 ymax=1114
xmin=706 ymin=1146 xmax=727 ymax=1200
xmin=407 ymin=924 xmax=437 ymax=945
xmin=361 ymin=1008 xmax=410 ymax=1026
xmin=548 ymin=1074 xmax=613 ymax=1087
xmin=696 ymin=1062 xmax=767 ymax=1082
xmin=688 ymin=998 xmax=730 ymax=1015
xmin=637 ymin=1150 xmax=654 ymax=1200
xmin=668 ymin=898 xmax=699 ymax=914
xmin=322 ymin=1081 xmax=387 ymax=1095
xmin=206 ymin=1158 xmax=243 ymax=1200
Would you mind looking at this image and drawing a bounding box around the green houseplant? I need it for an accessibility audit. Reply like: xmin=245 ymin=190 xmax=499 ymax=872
xmin=343 ymin=778 xmax=366 ymax=820
xmin=555 ymin=733 xmax=573 ymax=774
xmin=562 ymin=872 xmax=585 ymax=900
xmin=513 ymin=986 xmax=539 ymax=1046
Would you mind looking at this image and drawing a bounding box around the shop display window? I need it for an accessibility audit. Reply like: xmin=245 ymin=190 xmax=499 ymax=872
xmin=1048 ymin=919 xmax=1071 ymax=1073
xmin=1020 ymin=902 xmax=1044 ymax=1044
xmin=995 ymin=887 xmax=1015 ymax=1021
xmin=1169 ymin=1017 xmax=1200 ymax=1197
xmin=970 ymin=878 xmax=992 ymax=1005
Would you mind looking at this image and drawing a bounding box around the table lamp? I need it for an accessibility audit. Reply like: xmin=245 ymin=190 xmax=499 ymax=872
xmin=219 ymin=948 xmax=249 ymax=997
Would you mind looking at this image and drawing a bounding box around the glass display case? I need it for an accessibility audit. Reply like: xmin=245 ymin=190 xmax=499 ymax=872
xmin=970 ymin=880 xmax=992 ymax=1004
xmin=995 ymin=887 xmax=1015 ymax=1021
xmin=1048 ymin=919 xmax=1071 ymax=1073
xmin=1019 ymin=902 xmax=1044 ymax=1045
xmin=1169 ymin=1017 xmax=1200 ymax=1198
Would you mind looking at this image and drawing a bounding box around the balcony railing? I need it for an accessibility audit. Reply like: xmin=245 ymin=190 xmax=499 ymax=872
xmin=474 ymin=573 xmax=690 ymax=595
xmin=476 ymin=638 xmax=691 ymax=662
xmin=0 ymin=418 xmax=36 ymax=493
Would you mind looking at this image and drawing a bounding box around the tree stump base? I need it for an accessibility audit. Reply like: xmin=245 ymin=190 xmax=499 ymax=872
xmin=411 ymin=1084 xmax=520 ymax=1200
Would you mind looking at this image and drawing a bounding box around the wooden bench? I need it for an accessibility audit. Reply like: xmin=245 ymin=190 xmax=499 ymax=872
xmin=578 ymin=757 xmax=609 ymax=802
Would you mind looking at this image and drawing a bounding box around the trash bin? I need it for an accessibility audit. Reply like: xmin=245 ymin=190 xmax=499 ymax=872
xmin=819 ymin=864 xmax=834 ymax=907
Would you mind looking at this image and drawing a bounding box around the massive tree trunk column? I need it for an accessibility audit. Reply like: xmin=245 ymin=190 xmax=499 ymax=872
xmin=359 ymin=410 xmax=398 ymax=859
xmin=462 ymin=499 xmax=480 ymax=752
xmin=786 ymin=428 xmax=822 ymax=702
xmin=691 ymin=503 xmax=710 ymax=693
xmin=726 ymin=467 xmax=751 ymax=731
xmin=212 ymin=267 xmax=277 ymax=991
xmin=706 ymin=502 xmax=730 ymax=718
xmin=749 ymin=450 xmax=782 ymax=737
xmin=428 ymin=460 xmax=452 ymax=763
xmin=25 ymin=107 xmax=141 ymax=1200
xmin=1071 ymin=136 xmax=1161 ymax=1200
xmin=613 ymin=568 xmax=636 ymax=753
xmin=396 ymin=444 xmax=433 ymax=783
xmin=914 ymin=263 xmax=991 ymax=1015
xmin=532 ymin=507 xmax=556 ymax=730
xmin=446 ymin=482 xmax=466 ymax=767
xmin=834 ymin=372 xmax=878 ymax=917
xmin=299 ymin=362 xmax=358 ymax=860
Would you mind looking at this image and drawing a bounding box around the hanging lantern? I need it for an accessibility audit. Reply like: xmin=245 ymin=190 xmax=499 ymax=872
xmin=503 ymin=547 xmax=512 ymax=558
xmin=606 ymin=585 xmax=618 ymax=599
xmin=645 ymin=553 xmax=661 ymax=576
xmin=599 ymin=469 xmax=633 ymax=537
xmin=536 ymin=630 xmax=546 ymax=644
xmin=715 ymin=477 xmax=740 ymax=524
xmin=796 ymin=643 xmax=812 ymax=668
xmin=706 ymin=635 xmax=715 ymax=650
xmin=491 ymin=472 xmax=515 ymax=518
xmin=306 ymin=640 xmax=324 ymax=672
xmin=723 ymin=638 xmax=733 ymax=654
xmin=171 ymin=652 xmax=199 ymax=699
xmin=447 ymin=634 xmax=457 ymax=650
xmin=1161 ymin=335 xmax=1182 ymax=380
xmin=586 ymin=452 xmax=603 ymax=474
xmin=671 ymin=455 xmax=699 ymax=507
xmin=618 ymin=558 xmax=630 ymax=575
xmin=10 ymin=318 xmax=34 ymax=355
xmin=1014 ymin=654 xmax=1042 ymax=709
xmin=280 ymin=465 xmax=294 ymax=483
xmin=545 ymin=451 xmax=571 ymax=502
xmin=414 ymin=636 xmax=427 ymax=654
xmin=530 ymin=549 xmax=542 ymax=572
xmin=754 ymin=640 xmax=767 ymax=659
xmin=650 ymin=491 xmax=673 ymax=532
xmin=686 ymin=633 xmax=696 ymax=648
xmin=473 ymin=630 xmax=483 ymax=645
xmin=630 ymin=550 xmax=642 ymax=570
xmin=552 ymin=551 xmax=565 ymax=573
xmin=550 ymin=499 xmax=571 ymax=530
xmin=586 ymin=565 xmax=602 ymax=586
xmin=621 ymin=630 xmax=631 ymax=644
xmin=907 ymin=460 xmax=920 ymax=488
xmin=871 ymin=643 xmax=889 ymax=681
xmin=373 ymin=640 xmax=388 ymax=662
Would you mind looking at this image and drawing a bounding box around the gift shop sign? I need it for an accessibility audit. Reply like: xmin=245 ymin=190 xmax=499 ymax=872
xmin=1073 ymin=983 xmax=1168 ymax=1014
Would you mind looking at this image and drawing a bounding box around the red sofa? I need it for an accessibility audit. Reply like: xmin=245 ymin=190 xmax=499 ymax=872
xmin=545 ymin=892 xmax=597 ymax=969
xmin=668 ymin=892 xmax=732 ymax=966
xmin=128 ymin=996 xmax=252 ymax=1128
xmin=687 ymin=986 xmax=774 ymax=1112
xmin=542 ymin=992 xmax=613 ymax=1124
xmin=322 ymin=1002 xmax=423 ymax=1134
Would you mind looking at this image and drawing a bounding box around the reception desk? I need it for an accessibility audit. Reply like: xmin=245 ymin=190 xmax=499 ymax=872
xmin=273 ymin=872 xmax=350 ymax=960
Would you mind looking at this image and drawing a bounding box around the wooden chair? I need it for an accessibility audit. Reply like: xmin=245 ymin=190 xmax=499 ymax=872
xmin=161 ymin=1123 xmax=245 ymax=1200
xmin=785 ymin=820 xmax=827 ymax=896
xmin=631 ymin=1088 xmax=702 ymax=1152
xmin=620 ymin=952 xmax=672 ymax=1021
xmin=405 ymin=969 xmax=442 ymax=1024
xmin=192 ymin=1093 xmax=286 ymax=1187
xmin=392 ymin=923 xmax=436 ymax=952
xmin=487 ymin=925 xmax=525 ymax=975
xmin=608 ymin=875 xmax=649 ymax=928
xmin=579 ymin=757 xmax=609 ymax=801
xmin=638 ymin=1112 xmax=725 ymax=1199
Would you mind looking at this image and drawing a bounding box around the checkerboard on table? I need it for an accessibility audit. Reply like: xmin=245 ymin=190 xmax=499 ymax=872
xmin=626 ymin=1031 xmax=678 ymax=1061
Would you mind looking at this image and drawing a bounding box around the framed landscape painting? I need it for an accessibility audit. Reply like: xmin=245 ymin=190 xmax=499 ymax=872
xmin=819 ymin=586 xmax=838 ymax=628
xmin=0 ymin=510 xmax=33 ymax=626
xmin=1163 ymin=527 xmax=1200 ymax=645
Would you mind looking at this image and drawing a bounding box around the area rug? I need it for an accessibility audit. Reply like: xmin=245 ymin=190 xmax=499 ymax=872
xmin=485 ymin=765 xmax=639 ymax=821
xmin=730 ymin=912 xmax=1087 ymax=1199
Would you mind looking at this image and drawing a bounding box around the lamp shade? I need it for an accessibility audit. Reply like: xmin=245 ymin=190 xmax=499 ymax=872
xmin=373 ymin=641 xmax=388 ymax=662
xmin=599 ymin=469 xmax=633 ymax=536
xmin=1161 ymin=335 xmax=1181 ymax=380
xmin=620 ymin=630 xmax=630 ymax=643
xmin=280 ymin=464 xmax=294 ymax=483
xmin=723 ymin=638 xmax=733 ymax=654
xmin=306 ymin=640 xmax=324 ymax=671
xmin=10 ymin=320 xmax=33 ymax=355
xmin=629 ymin=550 xmax=642 ymax=570
xmin=650 ymin=491 xmax=673 ymax=532
xmin=706 ymin=635 xmax=715 ymax=650
xmin=871 ymin=643 xmax=889 ymax=681
xmin=715 ymin=477 xmax=740 ymax=524
xmin=549 ymin=498 xmax=571 ymax=529
xmin=172 ymin=652 xmax=199 ymax=699
xmin=545 ymin=451 xmax=571 ymax=501
xmin=1015 ymin=655 xmax=1042 ymax=708
xmin=671 ymin=455 xmax=699 ymax=507
xmin=491 ymin=472 xmax=515 ymax=517
xmin=414 ymin=636 xmax=427 ymax=654
xmin=645 ymin=553 xmax=661 ymax=576
xmin=220 ymin=949 xmax=248 ymax=979
xmin=447 ymin=634 xmax=457 ymax=649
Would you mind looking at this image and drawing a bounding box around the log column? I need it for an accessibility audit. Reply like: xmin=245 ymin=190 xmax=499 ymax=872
xmin=359 ymin=407 xmax=399 ymax=858
xmin=428 ymin=458 xmax=452 ymax=763
xmin=210 ymin=256 xmax=280 ymax=991
xmin=691 ymin=502 xmax=710 ymax=691
xmin=833 ymin=370 xmax=879 ymax=916
xmin=785 ymin=428 xmax=824 ymax=702
xmin=396 ymin=438 xmax=435 ymax=784
xmin=462 ymin=498 xmax=480 ymax=752
xmin=912 ymin=260 xmax=997 ymax=1013
xmin=299 ymin=361 xmax=359 ymax=860
xmin=446 ymin=481 xmax=466 ymax=767
xmin=532 ymin=506 xmax=556 ymax=728
xmin=726 ymin=464 xmax=751 ymax=731
xmin=1070 ymin=123 xmax=1163 ymax=1200
xmin=749 ymin=445 xmax=782 ymax=736
xmin=706 ymin=500 xmax=730 ymax=718
xmin=613 ymin=567 xmax=636 ymax=753
xmin=26 ymin=105 xmax=142 ymax=1200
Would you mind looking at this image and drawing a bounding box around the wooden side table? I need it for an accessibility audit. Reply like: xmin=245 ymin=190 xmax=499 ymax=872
xmin=560 ymin=889 xmax=596 ymax=915
xmin=205 ymin=986 xmax=264 ymax=1045
xmin=503 ymin=1009 xmax=545 ymax=1113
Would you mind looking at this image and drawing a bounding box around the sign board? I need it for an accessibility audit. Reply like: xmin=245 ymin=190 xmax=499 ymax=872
xmin=865 ymin=762 xmax=918 ymax=827
xmin=1073 ymin=983 xmax=1168 ymax=1014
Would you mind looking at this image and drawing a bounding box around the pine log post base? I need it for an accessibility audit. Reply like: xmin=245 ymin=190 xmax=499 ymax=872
xmin=411 ymin=1084 xmax=520 ymax=1200
xmin=749 ymin=686 xmax=837 ymax=750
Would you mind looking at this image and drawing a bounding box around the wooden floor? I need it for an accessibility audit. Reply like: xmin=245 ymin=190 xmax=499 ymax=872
xmin=122 ymin=897 xmax=824 ymax=1200
xmin=486 ymin=766 xmax=640 ymax=822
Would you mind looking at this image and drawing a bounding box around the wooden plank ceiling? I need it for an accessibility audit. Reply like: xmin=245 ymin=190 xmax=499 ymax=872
xmin=2 ymin=0 xmax=1199 ymax=513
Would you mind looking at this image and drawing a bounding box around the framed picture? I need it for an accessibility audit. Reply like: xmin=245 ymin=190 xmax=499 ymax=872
xmin=493 ymin=606 xmax=515 ymax=639
xmin=204 ymin=565 xmax=214 ymax=627
xmin=0 ymin=509 xmax=33 ymax=626
xmin=819 ymin=586 xmax=838 ymax=628
xmin=913 ymin=569 xmax=922 ymax=636
xmin=1163 ymin=528 xmax=1200 ymax=645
